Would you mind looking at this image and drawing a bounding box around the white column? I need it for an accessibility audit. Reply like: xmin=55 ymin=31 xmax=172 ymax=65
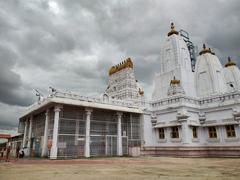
xmin=27 ymin=116 xmax=33 ymax=156
xmin=22 ymin=120 xmax=28 ymax=148
xmin=50 ymin=106 xmax=61 ymax=159
xmin=84 ymin=108 xmax=92 ymax=158
xmin=130 ymin=114 xmax=133 ymax=140
xmin=41 ymin=109 xmax=49 ymax=157
xmin=75 ymin=120 xmax=79 ymax=145
xmin=117 ymin=112 xmax=123 ymax=156
xmin=181 ymin=120 xmax=191 ymax=144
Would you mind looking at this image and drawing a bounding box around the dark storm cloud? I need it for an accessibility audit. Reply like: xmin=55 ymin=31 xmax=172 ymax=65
xmin=0 ymin=0 xmax=240 ymax=133
xmin=0 ymin=102 xmax=25 ymax=130
xmin=0 ymin=45 xmax=34 ymax=106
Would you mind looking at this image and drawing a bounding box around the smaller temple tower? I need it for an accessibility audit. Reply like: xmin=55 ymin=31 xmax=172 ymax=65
xmin=105 ymin=58 xmax=144 ymax=101
xmin=195 ymin=44 xmax=227 ymax=97
xmin=223 ymin=57 xmax=240 ymax=92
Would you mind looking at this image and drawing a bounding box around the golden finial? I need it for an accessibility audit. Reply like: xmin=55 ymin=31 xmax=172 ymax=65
xmin=225 ymin=56 xmax=236 ymax=67
xmin=203 ymin=44 xmax=206 ymax=49
xmin=139 ymin=88 xmax=144 ymax=96
xmin=170 ymin=76 xmax=180 ymax=85
xmin=167 ymin=22 xmax=179 ymax=37
xmin=199 ymin=44 xmax=212 ymax=55
xmin=108 ymin=57 xmax=134 ymax=76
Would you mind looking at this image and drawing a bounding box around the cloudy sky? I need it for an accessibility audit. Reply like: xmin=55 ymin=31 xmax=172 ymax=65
xmin=0 ymin=0 xmax=239 ymax=134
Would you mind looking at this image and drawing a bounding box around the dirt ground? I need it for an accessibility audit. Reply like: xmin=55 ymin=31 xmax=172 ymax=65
xmin=1 ymin=157 xmax=240 ymax=180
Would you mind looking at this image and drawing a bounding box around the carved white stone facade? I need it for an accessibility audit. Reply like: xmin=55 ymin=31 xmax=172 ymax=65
xmin=105 ymin=58 xmax=144 ymax=101
xmin=142 ymin=23 xmax=240 ymax=157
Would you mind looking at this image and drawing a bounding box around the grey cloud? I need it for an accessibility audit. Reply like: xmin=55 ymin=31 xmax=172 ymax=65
xmin=0 ymin=45 xmax=34 ymax=106
xmin=0 ymin=102 xmax=25 ymax=130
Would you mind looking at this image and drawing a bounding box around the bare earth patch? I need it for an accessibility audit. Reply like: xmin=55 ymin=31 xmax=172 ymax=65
xmin=1 ymin=157 xmax=240 ymax=180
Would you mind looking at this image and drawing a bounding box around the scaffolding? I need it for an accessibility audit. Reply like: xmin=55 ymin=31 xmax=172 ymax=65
xmin=179 ymin=29 xmax=198 ymax=72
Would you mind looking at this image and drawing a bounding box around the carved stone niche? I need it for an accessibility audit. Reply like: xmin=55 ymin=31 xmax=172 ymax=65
xmin=233 ymin=108 xmax=240 ymax=122
xmin=176 ymin=109 xmax=189 ymax=122
xmin=151 ymin=115 xmax=157 ymax=126
xmin=167 ymin=83 xmax=185 ymax=96
xmin=102 ymin=93 xmax=109 ymax=103
xmin=199 ymin=112 xmax=206 ymax=124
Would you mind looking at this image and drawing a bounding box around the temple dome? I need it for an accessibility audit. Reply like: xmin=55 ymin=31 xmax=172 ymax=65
xmin=195 ymin=44 xmax=227 ymax=97
xmin=223 ymin=57 xmax=240 ymax=91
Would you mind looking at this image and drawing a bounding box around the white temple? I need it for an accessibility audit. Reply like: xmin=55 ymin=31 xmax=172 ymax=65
xmin=143 ymin=23 xmax=240 ymax=156
xmin=15 ymin=23 xmax=240 ymax=158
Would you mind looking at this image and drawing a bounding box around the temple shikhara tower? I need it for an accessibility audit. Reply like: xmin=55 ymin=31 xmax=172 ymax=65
xmin=152 ymin=23 xmax=196 ymax=99
xmin=12 ymin=23 xmax=240 ymax=159
xmin=105 ymin=58 xmax=144 ymax=101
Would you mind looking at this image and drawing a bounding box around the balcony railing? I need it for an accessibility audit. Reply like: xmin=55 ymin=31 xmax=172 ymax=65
xmin=150 ymin=91 xmax=240 ymax=109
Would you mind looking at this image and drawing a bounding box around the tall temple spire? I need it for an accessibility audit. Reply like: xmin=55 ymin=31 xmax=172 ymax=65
xmin=153 ymin=22 xmax=196 ymax=99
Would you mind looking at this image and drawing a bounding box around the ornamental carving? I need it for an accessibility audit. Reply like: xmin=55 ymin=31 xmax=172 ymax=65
xmin=109 ymin=57 xmax=133 ymax=76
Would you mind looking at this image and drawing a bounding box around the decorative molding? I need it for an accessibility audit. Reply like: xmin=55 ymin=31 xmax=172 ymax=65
xmin=158 ymin=139 xmax=167 ymax=143
xmin=150 ymin=91 xmax=240 ymax=110
xmin=205 ymin=120 xmax=217 ymax=124
xmin=222 ymin=118 xmax=233 ymax=123
xmin=177 ymin=109 xmax=189 ymax=121
xmin=169 ymin=120 xmax=178 ymax=124
xmin=192 ymin=138 xmax=200 ymax=143
xmin=170 ymin=138 xmax=182 ymax=143
xmin=224 ymin=137 xmax=240 ymax=142
xmin=207 ymin=138 xmax=220 ymax=143
xmin=116 ymin=112 xmax=123 ymax=117
xmin=199 ymin=112 xmax=206 ymax=124
xmin=85 ymin=108 xmax=93 ymax=115
xmin=54 ymin=105 xmax=62 ymax=112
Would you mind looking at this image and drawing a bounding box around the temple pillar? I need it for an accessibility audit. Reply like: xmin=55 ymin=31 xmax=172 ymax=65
xmin=50 ymin=106 xmax=61 ymax=159
xmin=177 ymin=109 xmax=190 ymax=144
xmin=84 ymin=108 xmax=92 ymax=158
xmin=22 ymin=119 xmax=28 ymax=148
xmin=117 ymin=112 xmax=123 ymax=156
xmin=181 ymin=120 xmax=191 ymax=144
xmin=75 ymin=120 xmax=79 ymax=146
xmin=27 ymin=116 xmax=33 ymax=156
xmin=41 ymin=109 xmax=49 ymax=157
